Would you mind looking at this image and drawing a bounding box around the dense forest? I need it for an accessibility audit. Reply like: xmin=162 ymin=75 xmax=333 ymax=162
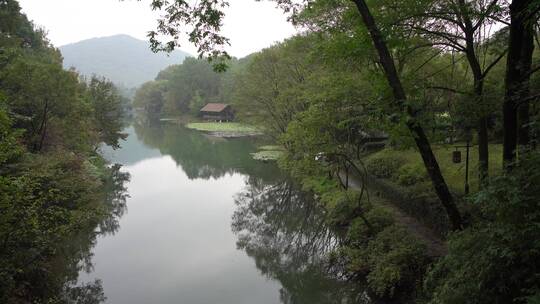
xmin=0 ymin=1 xmax=129 ymax=302
xmin=133 ymin=56 xmax=250 ymax=120
xmin=135 ymin=0 xmax=540 ymax=302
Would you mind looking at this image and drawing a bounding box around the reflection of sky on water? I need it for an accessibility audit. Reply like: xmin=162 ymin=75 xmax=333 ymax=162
xmin=84 ymin=155 xmax=281 ymax=304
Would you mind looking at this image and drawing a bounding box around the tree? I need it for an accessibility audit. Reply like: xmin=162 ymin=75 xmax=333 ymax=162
xmin=351 ymin=0 xmax=464 ymax=229
xmin=0 ymin=0 xmax=48 ymax=50
xmin=84 ymin=76 xmax=127 ymax=150
xmin=133 ymin=80 xmax=166 ymax=120
xmin=189 ymin=90 xmax=205 ymax=116
xmin=234 ymin=36 xmax=314 ymax=138
xmin=0 ymin=2 xmax=129 ymax=302
xmin=1 ymin=55 xmax=82 ymax=151
xmin=382 ymin=0 xmax=509 ymax=183
xmin=502 ymin=0 xmax=538 ymax=168
xmin=134 ymin=57 xmax=231 ymax=117
xmin=425 ymin=152 xmax=540 ymax=303
xmin=159 ymin=58 xmax=223 ymax=113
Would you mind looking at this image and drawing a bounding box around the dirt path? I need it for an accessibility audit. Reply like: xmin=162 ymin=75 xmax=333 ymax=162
xmin=345 ymin=173 xmax=448 ymax=257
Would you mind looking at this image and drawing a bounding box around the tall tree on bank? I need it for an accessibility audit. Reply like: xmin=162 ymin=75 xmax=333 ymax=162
xmin=350 ymin=0 xmax=463 ymax=230
xmin=503 ymin=0 xmax=538 ymax=168
xmin=140 ymin=0 xmax=463 ymax=230
xmin=84 ymin=76 xmax=128 ymax=150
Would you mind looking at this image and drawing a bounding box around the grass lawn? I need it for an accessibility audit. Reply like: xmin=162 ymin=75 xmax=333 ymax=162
xmin=185 ymin=122 xmax=259 ymax=133
xmin=365 ymin=144 xmax=503 ymax=194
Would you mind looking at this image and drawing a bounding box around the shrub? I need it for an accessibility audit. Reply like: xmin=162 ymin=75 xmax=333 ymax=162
xmin=345 ymin=222 xmax=429 ymax=298
xmin=394 ymin=163 xmax=428 ymax=186
xmin=326 ymin=190 xmax=362 ymax=227
xmin=343 ymin=205 xmax=430 ymax=299
xmin=366 ymin=226 xmax=429 ymax=298
xmin=366 ymin=154 xmax=402 ymax=178
xmin=424 ymin=152 xmax=540 ymax=303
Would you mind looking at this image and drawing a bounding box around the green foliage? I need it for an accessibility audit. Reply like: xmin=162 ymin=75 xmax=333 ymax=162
xmin=145 ymin=0 xmax=230 ymax=64
xmin=135 ymin=57 xmax=240 ymax=118
xmin=291 ymin=169 xmax=430 ymax=299
xmin=158 ymin=58 xmax=224 ymax=113
xmin=425 ymin=152 xmax=540 ymax=303
xmin=0 ymin=2 xmax=129 ymax=302
xmin=365 ymin=226 xmax=429 ymax=297
xmin=1 ymin=53 xmax=84 ymax=151
xmin=365 ymin=145 xmax=504 ymax=194
xmin=329 ymin=194 xmax=430 ymax=299
xmin=341 ymin=207 xmax=430 ymax=298
xmin=189 ymin=90 xmax=205 ymax=116
xmin=84 ymin=76 xmax=128 ymax=149
xmin=0 ymin=0 xmax=48 ymax=50
xmin=394 ymin=163 xmax=428 ymax=186
xmin=0 ymin=153 xmax=127 ymax=303
xmin=0 ymin=108 xmax=23 ymax=166
xmin=365 ymin=152 xmax=403 ymax=178
xmin=133 ymin=80 xmax=167 ymax=120
xmin=233 ymin=35 xmax=319 ymax=137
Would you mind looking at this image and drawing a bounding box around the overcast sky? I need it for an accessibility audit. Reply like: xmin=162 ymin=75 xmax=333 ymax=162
xmin=18 ymin=0 xmax=298 ymax=57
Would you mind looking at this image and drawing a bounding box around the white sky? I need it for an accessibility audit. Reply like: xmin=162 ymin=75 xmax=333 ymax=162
xmin=17 ymin=0 xmax=298 ymax=57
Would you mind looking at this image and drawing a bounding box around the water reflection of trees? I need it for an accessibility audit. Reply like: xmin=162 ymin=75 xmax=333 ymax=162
xmin=100 ymin=126 xmax=161 ymax=166
xmin=59 ymin=165 xmax=129 ymax=303
xmin=134 ymin=121 xmax=280 ymax=181
xmin=98 ymin=164 xmax=130 ymax=236
xmin=232 ymin=177 xmax=371 ymax=304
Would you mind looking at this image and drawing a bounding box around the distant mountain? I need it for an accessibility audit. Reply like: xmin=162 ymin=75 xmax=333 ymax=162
xmin=60 ymin=34 xmax=190 ymax=88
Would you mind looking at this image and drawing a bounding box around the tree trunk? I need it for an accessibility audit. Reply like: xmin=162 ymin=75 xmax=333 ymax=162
xmin=478 ymin=116 xmax=489 ymax=182
xmin=518 ymin=99 xmax=531 ymax=146
xmin=458 ymin=0 xmax=490 ymax=183
xmin=471 ymin=79 xmax=489 ymax=184
xmin=503 ymin=0 xmax=535 ymax=169
xmin=352 ymin=0 xmax=463 ymax=230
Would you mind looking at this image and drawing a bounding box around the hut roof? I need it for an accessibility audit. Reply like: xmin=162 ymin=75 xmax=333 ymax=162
xmin=200 ymin=103 xmax=229 ymax=113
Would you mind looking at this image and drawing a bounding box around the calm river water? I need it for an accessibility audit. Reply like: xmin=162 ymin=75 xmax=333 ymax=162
xmin=84 ymin=122 xmax=367 ymax=304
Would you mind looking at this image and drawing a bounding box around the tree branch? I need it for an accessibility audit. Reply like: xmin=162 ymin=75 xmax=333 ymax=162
xmin=481 ymin=48 xmax=508 ymax=78
xmin=427 ymin=86 xmax=470 ymax=95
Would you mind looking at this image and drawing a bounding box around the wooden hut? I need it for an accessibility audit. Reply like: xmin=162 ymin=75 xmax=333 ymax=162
xmin=200 ymin=103 xmax=235 ymax=121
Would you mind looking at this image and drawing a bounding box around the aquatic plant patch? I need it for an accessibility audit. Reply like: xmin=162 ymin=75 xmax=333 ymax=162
xmin=186 ymin=122 xmax=259 ymax=133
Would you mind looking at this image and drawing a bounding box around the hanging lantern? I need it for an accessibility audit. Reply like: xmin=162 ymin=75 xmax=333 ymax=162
xmin=452 ymin=150 xmax=462 ymax=164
